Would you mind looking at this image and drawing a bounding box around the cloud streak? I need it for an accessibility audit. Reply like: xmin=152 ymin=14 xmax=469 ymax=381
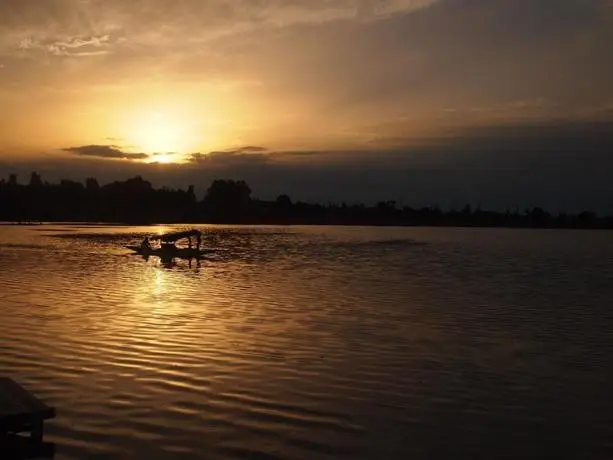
xmin=3 ymin=115 xmax=609 ymax=213
xmin=63 ymin=145 xmax=148 ymax=160
xmin=18 ymin=34 xmax=114 ymax=56
xmin=0 ymin=0 xmax=439 ymax=57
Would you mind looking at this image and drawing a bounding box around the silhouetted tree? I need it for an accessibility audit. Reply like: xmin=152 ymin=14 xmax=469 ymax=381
xmin=86 ymin=177 xmax=100 ymax=191
xmin=201 ymin=179 xmax=252 ymax=222
xmin=0 ymin=172 xmax=611 ymax=228
xmin=527 ymin=207 xmax=550 ymax=226
xmin=29 ymin=172 xmax=43 ymax=188
xmin=276 ymin=194 xmax=292 ymax=208
xmin=187 ymin=185 xmax=196 ymax=204
xmin=578 ymin=211 xmax=596 ymax=227
xmin=205 ymin=180 xmax=251 ymax=205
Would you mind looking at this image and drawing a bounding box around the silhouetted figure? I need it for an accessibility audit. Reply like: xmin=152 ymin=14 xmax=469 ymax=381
xmin=140 ymin=237 xmax=151 ymax=251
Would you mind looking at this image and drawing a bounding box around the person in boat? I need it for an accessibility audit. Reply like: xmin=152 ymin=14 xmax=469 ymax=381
xmin=140 ymin=236 xmax=151 ymax=251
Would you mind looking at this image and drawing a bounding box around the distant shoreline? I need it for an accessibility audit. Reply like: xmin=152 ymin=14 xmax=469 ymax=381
xmin=1 ymin=175 xmax=612 ymax=230
xmin=1 ymin=220 xmax=612 ymax=231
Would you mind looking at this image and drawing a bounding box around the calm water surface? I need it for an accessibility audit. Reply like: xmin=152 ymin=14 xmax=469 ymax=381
xmin=1 ymin=224 xmax=613 ymax=459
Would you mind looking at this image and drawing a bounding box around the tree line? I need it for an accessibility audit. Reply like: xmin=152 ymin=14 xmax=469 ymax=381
xmin=0 ymin=172 xmax=611 ymax=228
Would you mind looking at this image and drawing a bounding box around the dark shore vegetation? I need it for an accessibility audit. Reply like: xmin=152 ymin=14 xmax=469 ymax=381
xmin=0 ymin=172 xmax=611 ymax=228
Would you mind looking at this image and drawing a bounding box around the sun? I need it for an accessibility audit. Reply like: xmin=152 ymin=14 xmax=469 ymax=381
xmin=126 ymin=109 xmax=199 ymax=161
xmin=147 ymin=153 xmax=177 ymax=164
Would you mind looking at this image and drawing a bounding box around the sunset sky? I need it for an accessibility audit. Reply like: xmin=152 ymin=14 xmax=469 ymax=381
xmin=1 ymin=0 xmax=612 ymax=210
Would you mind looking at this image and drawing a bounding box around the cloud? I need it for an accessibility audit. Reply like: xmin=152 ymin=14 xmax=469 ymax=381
xmin=190 ymin=117 xmax=613 ymax=211
xmin=18 ymin=34 xmax=113 ymax=56
xmin=459 ymin=98 xmax=551 ymax=114
xmin=62 ymin=145 xmax=148 ymax=160
xmin=435 ymin=118 xmax=613 ymax=162
xmin=189 ymin=146 xmax=269 ymax=163
xmin=241 ymin=0 xmax=439 ymax=26
xmin=3 ymin=115 xmax=610 ymax=213
xmin=0 ymin=0 xmax=439 ymax=58
xmin=187 ymin=114 xmax=613 ymax=173
xmin=208 ymin=146 xmax=268 ymax=155
xmin=64 ymin=145 xmax=270 ymax=164
xmin=236 ymin=146 xmax=268 ymax=153
xmin=187 ymin=146 xmax=333 ymax=166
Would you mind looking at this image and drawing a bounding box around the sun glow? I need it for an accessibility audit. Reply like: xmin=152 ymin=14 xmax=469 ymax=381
xmin=151 ymin=153 xmax=178 ymax=164
xmin=124 ymin=108 xmax=201 ymax=162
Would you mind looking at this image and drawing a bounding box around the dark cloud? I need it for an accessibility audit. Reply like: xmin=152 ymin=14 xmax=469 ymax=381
xmin=421 ymin=118 xmax=613 ymax=172
xmin=189 ymin=146 xmax=271 ymax=165
xmin=189 ymin=147 xmax=345 ymax=167
xmin=62 ymin=145 xmax=148 ymax=160
xmin=246 ymin=0 xmax=613 ymax=121
xmin=4 ymin=116 xmax=613 ymax=213
xmin=188 ymin=117 xmax=612 ymax=212
xmin=237 ymin=146 xmax=268 ymax=153
xmin=2 ymin=1 xmax=613 ymax=213
xmin=72 ymin=117 xmax=599 ymax=213
xmin=201 ymin=146 xmax=268 ymax=156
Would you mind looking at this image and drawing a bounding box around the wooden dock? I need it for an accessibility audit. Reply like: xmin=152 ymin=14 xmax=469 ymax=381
xmin=0 ymin=377 xmax=55 ymax=442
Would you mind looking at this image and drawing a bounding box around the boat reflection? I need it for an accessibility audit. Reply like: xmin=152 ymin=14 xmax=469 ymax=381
xmin=139 ymin=252 xmax=202 ymax=270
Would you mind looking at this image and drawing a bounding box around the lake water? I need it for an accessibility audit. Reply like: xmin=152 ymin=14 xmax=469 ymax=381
xmin=1 ymin=224 xmax=613 ymax=459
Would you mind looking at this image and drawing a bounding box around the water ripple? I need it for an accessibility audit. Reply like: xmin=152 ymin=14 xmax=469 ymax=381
xmin=1 ymin=225 xmax=613 ymax=459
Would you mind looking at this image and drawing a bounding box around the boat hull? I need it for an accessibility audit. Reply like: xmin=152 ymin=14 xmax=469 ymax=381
xmin=125 ymin=245 xmax=205 ymax=259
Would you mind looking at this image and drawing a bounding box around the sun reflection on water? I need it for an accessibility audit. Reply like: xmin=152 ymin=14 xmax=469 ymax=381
xmin=152 ymin=265 xmax=166 ymax=297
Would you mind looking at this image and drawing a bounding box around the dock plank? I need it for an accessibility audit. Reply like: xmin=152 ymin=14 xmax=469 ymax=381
xmin=0 ymin=378 xmax=55 ymax=435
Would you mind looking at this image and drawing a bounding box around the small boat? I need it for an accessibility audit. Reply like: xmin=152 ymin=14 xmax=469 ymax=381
xmin=125 ymin=245 xmax=205 ymax=258
xmin=126 ymin=229 xmax=205 ymax=259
